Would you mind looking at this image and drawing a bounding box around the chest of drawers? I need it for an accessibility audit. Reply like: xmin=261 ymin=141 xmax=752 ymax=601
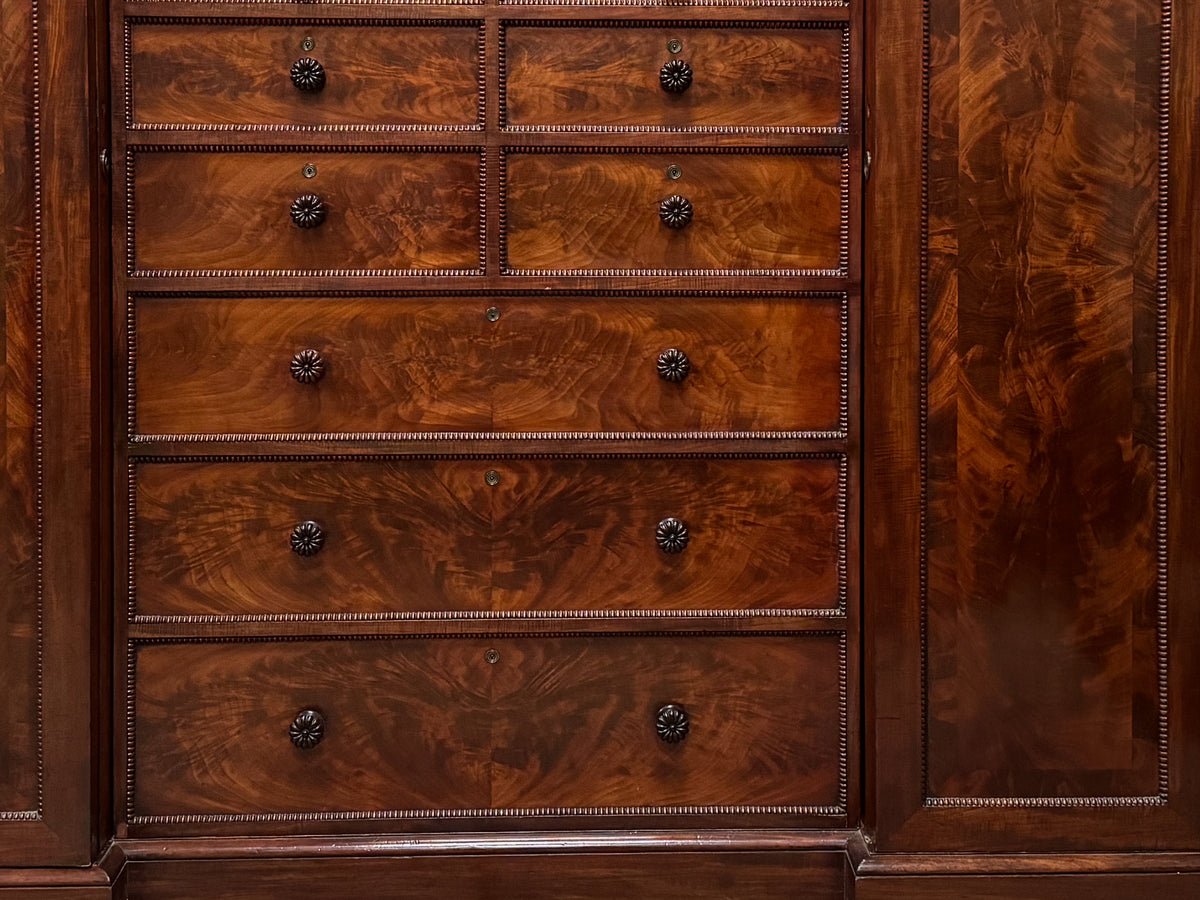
xmin=111 ymin=2 xmax=861 ymax=885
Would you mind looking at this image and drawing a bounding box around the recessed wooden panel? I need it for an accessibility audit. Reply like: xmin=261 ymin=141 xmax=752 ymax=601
xmin=131 ymin=295 xmax=845 ymax=436
xmin=502 ymin=151 xmax=844 ymax=274
xmin=502 ymin=24 xmax=844 ymax=130
xmin=128 ymin=150 xmax=482 ymax=275
xmin=131 ymin=635 xmax=843 ymax=821
xmin=921 ymin=0 xmax=1163 ymax=802
xmin=127 ymin=21 xmax=483 ymax=129
xmin=132 ymin=456 xmax=843 ymax=617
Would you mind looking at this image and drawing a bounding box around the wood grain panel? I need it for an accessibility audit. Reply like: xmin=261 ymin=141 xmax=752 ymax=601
xmin=128 ymin=22 xmax=482 ymax=129
xmin=922 ymin=0 xmax=1163 ymax=802
xmin=133 ymin=460 xmax=493 ymax=616
xmin=489 ymin=635 xmax=844 ymax=810
xmin=488 ymin=457 xmax=843 ymax=612
xmin=0 ymin=0 xmax=42 ymax=815
xmin=133 ymin=640 xmax=494 ymax=817
xmin=131 ymin=295 xmax=845 ymax=436
xmin=132 ymin=457 xmax=843 ymax=617
xmin=502 ymin=151 xmax=844 ymax=273
xmin=125 ymin=852 xmax=846 ymax=900
xmin=132 ymin=636 xmax=843 ymax=820
xmin=129 ymin=150 xmax=482 ymax=275
xmin=502 ymin=24 xmax=844 ymax=129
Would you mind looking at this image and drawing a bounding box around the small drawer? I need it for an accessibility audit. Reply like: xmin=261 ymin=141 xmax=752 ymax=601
xmin=126 ymin=149 xmax=483 ymax=276
xmin=131 ymin=456 xmax=845 ymax=617
xmin=502 ymin=23 xmax=846 ymax=131
xmin=131 ymin=295 xmax=846 ymax=436
xmin=130 ymin=635 xmax=846 ymax=824
xmin=501 ymin=150 xmax=845 ymax=274
xmin=126 ymin=21 xmax=483 ymax=130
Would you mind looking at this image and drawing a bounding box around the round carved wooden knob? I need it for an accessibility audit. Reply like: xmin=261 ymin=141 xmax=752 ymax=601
xmin=656 ymin=517 xmax=689 ymax=553
xmin=289 ymin=709 xmax=325 ymax=749
xmin=659 ymin=59 xmax=693 ymax=93
xmin=290 ymin=194 xmax=326 ymax=229
xmin=659 ymin=195 xmax=693 ymax=229
xmin=290 ymin=57 xmax=326 ymax=92
xmin=290 ymin=521 xmax=325 ymax=557
xmin=290 ymin=348 xmax=325 ymax=384
xmin=657 ymin=348 xmax=690 ymax=383
xmin=656 ymin=704 xmax=690 ymax=743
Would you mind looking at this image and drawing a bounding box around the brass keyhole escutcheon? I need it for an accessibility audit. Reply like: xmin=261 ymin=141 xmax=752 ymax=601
xmin=485 ymin=307 xmax=501 ymax=322
xmin=667 ymin=39 xmax=683 ymax=54
xmin=485 ymin=470 xmax=501 ymax=486
xmin=667 ymin=164 xmax=682 ymax=180
xmin=301 ymin=36 xmax=316 ymax=52
xmin=302 ymin=164 xmax=317 ymax=179
xmin=485 ymin=649 xmax=500 ymax=665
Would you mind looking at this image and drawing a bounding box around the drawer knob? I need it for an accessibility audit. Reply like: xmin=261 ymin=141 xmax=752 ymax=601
xmin=290 ymin=520 xmax=325 ymax=557
xmin=289 ymin=709 xmax=325 ymax=749
xmin=655 ymin=704 xmax=690 ymax=743
xmin=655 ymin=517 xmax=689 ymax=554
xmin=657 ymin=348 xmax=691 ymax=383
xmin=290 ymin=57 xmax=326 ymax=93
xmin=659 ymin=195 xmax=693 ymax=230
xmin=659 ymin=59 xmax=693 ymax=94
xmin=290 ymin=193 xmax=326 ymax=229
xmin=290 ymin=348 xmax=325 ymax=384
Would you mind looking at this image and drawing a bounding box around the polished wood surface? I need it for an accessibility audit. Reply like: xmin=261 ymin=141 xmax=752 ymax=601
xmin=128 ymin=150 xmax=482 ymax=274
xmin=127 ymin=22 xmax=482 ymax=129
xmin=502 ymin=151 xmax=845 ymax=273
xmin=854 ymin=873 xmax=1200 ymax=899
xmin=131 ymin=635 xmax=843 ymax=822
xmin=132 ymin=457 xmax=843 ymax=616
xmin=132 ymin=295 xmax=845 ymax=436
xmin=125 ymin=852 xmax=846 ymax=900
xmin=502 ymin=23 xmax=844 ymax=129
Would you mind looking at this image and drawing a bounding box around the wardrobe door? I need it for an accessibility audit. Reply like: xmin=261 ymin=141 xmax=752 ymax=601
xmin=866 ymin=0 xmax=1200 ymax=852
xmin=0 ymin=0 xmax=106 ymax=866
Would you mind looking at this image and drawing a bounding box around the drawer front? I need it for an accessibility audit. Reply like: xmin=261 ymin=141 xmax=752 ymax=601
xmin=502 ymin=24 xmax=846 ymax=130
xmin=132 ymin=295 xmax=846 ymax=436
xmin=128 ymin=150 xmax=483 ymax=275
xmin=131 ymin=635 xmax=845 ymax=822
xmin=127 ymin=22 xmax=483 ymax=129
xmin=502 ymin=151 xmax=845 ymax=274
xmin=131 ymin=457 xmax=844 ymax=617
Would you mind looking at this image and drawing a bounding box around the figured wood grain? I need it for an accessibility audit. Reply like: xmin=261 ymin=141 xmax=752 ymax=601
xmin=503 ymin=152 xmax=844 ymax=273
xmin=134 ymin=460 xmax=493 ymax=616
xmin=0 ymin=0 xmax=42 ymax=815
xmin=132 ymin=636 xmax=843 ymax=820
xmin=133 ymin=640 xmax=494 ymax=816
xmin=132 ymin=295 xmax=845 ymax=435
xmin=503 ymin=24 xmax=844 ymax=129
xmin=488 ymin=635 xmax=843 ymax=809
xmin=922 ymin=0 xmax=1163 ymax=802
xmin=130 ymin=150 xmax=481 ymax=274
xmin=132 ymin=457 xmax=843 ymax=616
xmin=128 ymin=22 xmax=482 ymax=128
xmin=125 ymin=852 xmax=846 ymax=900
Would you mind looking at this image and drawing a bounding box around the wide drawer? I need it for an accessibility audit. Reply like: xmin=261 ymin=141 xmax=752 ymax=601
xmin=126 ymin=21 xmax=483 ymax=129
xmin=502 ymin=23 xmax=846 ymax=130
xmin=130 ymin=635 xmax=845 ymax=823
xmin=501 ymin=150 xmax=845 ymax=274
xmin=126 ymin=149 xmax=483 ymax=275
xmin=130 ymin=456 xmax=845 ymax=617
xmin=131 ymin=295 xmax=846 ymax=436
